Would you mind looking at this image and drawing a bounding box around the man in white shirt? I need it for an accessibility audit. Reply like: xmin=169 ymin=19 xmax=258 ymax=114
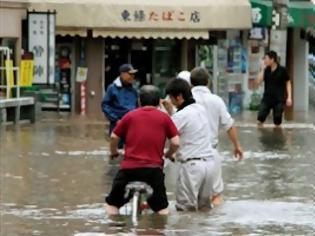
xmin=165 ymin=79 xmax=219 ymax=211
xmin=190 ymin=67 xmax=243 ymax=205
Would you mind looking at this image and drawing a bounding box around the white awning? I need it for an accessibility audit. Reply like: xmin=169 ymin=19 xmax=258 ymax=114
xmin=93 ymin=29 xmax=209 ymax=39
xmin=56 ymin=27 xmax=87 ymax=37
xmin=7 ymin=0 xmax=252 ymax=38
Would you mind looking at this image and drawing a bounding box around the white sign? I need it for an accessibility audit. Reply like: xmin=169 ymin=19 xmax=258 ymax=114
xmin=76 ymin=67 xmax=88 ymax=82
xmin=28 ymin=13 xmax=48 ymax=84
xmin=28 ymin=12 xmax=55 ymax=84
xmin=48 ymin=14 xmax=56 ymax=84
xmin=252 ymin=8 xmax=262 ymax=24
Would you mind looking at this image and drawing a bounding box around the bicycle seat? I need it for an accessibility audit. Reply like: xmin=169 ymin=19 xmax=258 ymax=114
xmin=124 ymin=181 xmax=153 ymax=199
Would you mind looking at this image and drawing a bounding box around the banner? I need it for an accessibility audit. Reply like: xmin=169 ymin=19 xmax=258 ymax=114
xmin=5 ymin=60 xmax=14 ymax=97
xmin=20 ymin=60 xmax=34 ymax=86
xmin=28 ymin=12 xmax=55 ymax=84
xmin=48 ymin=13 xmax=56 ymax=84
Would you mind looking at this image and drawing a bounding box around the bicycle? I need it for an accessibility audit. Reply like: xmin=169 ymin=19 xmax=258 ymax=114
xmin=124 ymin=181 xmax=153 ymax=226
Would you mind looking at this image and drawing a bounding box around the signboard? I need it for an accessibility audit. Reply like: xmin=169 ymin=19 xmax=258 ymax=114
xmin=249 ymin=28 xmax=266 ymax=40
xmin=48 ymin=13 xmax=56 ymax=84
xmin=28 ymin=12 xmax=55 ymax=84
xmin=20 ymin=60 xmax=34 ymax=86
xmin=250 ymin=0 xmax=273 ymax=26
xmin=5 ymin=60 xmax=14 ymax=97
xmin=120 ymin=9 xmax=201 ymax=25
xmin=28 ymin=13 xmax=48 ymax=84
xmin=76 ymin=67 xmax=88 ymax=82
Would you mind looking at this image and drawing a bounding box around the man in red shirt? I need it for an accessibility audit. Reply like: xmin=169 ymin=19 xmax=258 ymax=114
xmin=106 ymin=85 xmax=180 ymax=215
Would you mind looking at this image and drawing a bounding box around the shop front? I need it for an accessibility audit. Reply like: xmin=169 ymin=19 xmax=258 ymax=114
xmin=13 ymin=0 xmax=252 ymax=116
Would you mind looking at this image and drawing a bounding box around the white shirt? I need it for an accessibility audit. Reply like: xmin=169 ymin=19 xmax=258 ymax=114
xmin=192 ymin=86 xmax=234 ymax=146
xmin=171 ymin=103 xmax=214 ymax=161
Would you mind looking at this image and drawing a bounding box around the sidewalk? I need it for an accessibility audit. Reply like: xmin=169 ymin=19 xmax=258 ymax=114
xmin=233 ymin=105 xmax=315 ymax=127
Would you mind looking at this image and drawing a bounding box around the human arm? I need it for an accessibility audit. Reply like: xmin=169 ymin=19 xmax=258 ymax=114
xmin=101 ymin=85 xmax=119 ymax=122
xmin=164 ymin=115 xmax=180 ymax=161
xmin=164 ymin=136 xmax=180 ymax=162
xmin=161 ymin=99 xmax=175 ymax=116
xmin=286 ymin=80 xmax=292 ymax=107
xmin=109 ymin=115 xmax=128 ymax=159
xmin=255 ymin=70 xmax=265 ymax=88
xmin=255 ymin=61 xmax=266 ymax=88
xmin=218 ymin=99 xmax=243 ymax=160
xmin=226 ymin=126 xmax=243 ymax=160
xmin=109 ymin=132 xmax=120 ymax=159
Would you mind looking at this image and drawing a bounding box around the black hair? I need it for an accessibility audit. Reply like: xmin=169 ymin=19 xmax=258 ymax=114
xmin=165 ymin=79 xmax=192 ymax=100
xmin=266 ymin=51 xmax=278 ymax=63
xmin=139 ymin=85 xmax=160 ymax=107
xmin=190 ymin=67 xmax=209 ymax=86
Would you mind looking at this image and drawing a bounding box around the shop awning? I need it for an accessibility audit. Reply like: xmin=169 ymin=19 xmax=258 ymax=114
xmin=288 ymin=1 xmax=315 ymax=28
xmin=93 ymin=29 xmax=209 ymax=39
xmin=56 ymin=27 xmax=87 ymax=37
xmin=17 ymin=0 xmax=252 ymax=39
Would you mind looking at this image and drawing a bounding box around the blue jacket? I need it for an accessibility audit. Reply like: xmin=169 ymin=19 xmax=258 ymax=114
xmin=101 ymin=77 xmax=138 ymax=122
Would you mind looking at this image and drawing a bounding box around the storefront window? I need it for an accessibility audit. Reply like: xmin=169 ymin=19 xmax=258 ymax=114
xmin=196 ymin=44 xmax=214 ymax=91
xmin=216 ymin=31 xmax=247 ymax=114
xmin=153 ymin=39 xmax=181 ymax=91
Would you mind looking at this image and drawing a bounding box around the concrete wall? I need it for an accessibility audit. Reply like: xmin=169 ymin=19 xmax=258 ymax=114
xmin=293 ymin=29 xmax=309 ymax=112
xmin=0 ymin=7 xmax=26 ymax=64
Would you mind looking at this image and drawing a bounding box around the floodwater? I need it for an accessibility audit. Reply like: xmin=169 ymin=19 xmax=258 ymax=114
xmin=0 ymin=114 xmax=315 ymax=236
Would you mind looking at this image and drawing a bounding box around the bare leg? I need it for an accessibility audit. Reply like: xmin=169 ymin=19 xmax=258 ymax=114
xmin=158 ymin=208 xmax=169 ymax=215
xmin=105 ymin=203 xmax=119 ymax=215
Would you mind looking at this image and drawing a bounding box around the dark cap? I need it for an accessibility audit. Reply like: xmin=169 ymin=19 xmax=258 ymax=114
xmin=119 ymin=64 xmax=138 ymax=74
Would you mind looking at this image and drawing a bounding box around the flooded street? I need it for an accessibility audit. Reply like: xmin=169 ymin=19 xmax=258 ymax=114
xmin=1 ymin=113 xmax=315 ymax=236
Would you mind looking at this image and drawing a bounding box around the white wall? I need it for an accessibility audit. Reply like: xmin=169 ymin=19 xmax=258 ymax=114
xmin=293 ymin=29 xmax=309 ymax=112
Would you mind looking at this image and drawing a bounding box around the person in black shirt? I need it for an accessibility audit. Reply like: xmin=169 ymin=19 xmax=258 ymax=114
xmin=255 ymin=51 xmax=292 ymax=128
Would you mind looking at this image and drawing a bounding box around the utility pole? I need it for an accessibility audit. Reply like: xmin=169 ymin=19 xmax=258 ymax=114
xmin=270 ymin=0 xmax=289 ymax=66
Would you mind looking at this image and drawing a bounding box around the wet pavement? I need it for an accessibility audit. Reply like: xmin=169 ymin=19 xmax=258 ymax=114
xmin=0 ymin=111 xmax=315 ymax=236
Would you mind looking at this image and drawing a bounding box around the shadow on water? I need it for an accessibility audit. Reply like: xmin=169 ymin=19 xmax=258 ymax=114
xmin=258 ymin=127 xmax=289 ymax=151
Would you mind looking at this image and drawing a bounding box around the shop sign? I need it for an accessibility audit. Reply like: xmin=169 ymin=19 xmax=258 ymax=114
xmin=252 ymin=7 xmax=263 ymax=24
xmin=28 ymin=12 xmax=55 ymax=84
xmin=5 ymin=60 xmax=14 ymax=97
xmin=48 ymin=14 xmax=56 ymax=84
xmin=250 ymin=0 xmax=273 ymax=26
xmin=20 ymin=60 xmax=34 ymax=87
xmin=76 ymin=67 xmax=88 ymax=82
xmin=120 ymin=10 xmax=201 ymax=24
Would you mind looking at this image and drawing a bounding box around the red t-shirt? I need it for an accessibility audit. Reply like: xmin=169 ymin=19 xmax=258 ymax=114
xmin=113 ymin=107 xmax=178 ymax=169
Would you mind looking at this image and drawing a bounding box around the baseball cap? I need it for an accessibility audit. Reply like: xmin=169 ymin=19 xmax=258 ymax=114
xmin=177 ymin=71 xmax=191 ymax=85
xmin=119 ymin=64 xmax=138 ymax=74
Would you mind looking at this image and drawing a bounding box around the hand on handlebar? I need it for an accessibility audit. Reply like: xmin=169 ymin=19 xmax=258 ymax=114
xmin=110 ymin=149 xmax=124 ymax=160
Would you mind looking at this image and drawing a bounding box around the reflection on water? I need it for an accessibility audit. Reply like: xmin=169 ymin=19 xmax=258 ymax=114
xmin=1 ymin=119 xmax=315 ymax=235
xmin=258 ymin=128 xmax=288 ymax=150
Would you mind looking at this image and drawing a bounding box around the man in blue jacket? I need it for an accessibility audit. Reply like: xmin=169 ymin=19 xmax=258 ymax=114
xmin=102 ymin=64 xmax=138 ymax=147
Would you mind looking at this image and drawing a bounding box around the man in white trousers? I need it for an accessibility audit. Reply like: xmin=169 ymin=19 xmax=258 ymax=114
xmin=190 ymin=67 xmax=244 ymax=205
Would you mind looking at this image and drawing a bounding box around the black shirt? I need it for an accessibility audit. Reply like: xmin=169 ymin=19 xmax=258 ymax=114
xmin=263 ymin=65 xmax=289 ymax=102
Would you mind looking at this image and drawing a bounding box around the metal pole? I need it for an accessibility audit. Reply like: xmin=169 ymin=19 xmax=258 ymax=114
xmin=132 ymin=192 xmax=139 ymax=226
